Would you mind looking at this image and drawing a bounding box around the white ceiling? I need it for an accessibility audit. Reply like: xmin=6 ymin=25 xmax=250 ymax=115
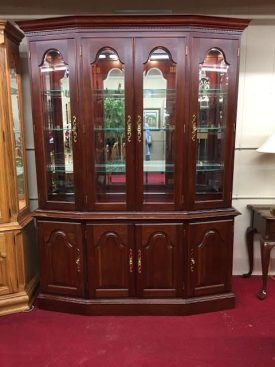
xmin=2 ymin=0 xmax=275 ymax=19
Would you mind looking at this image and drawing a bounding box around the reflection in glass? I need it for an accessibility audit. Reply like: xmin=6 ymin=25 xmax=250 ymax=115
xmin=40 ymin=49 xmax=74 ymax=202
xmin=10 ymin=67 xmax=26 ymax=210
xmin=196 ymin=48 xmax=228 ymax=197
xmin=91 ymin=48 xmax=126 ymax=203
xmin=143 ymin=48 xmax=176 ymax=202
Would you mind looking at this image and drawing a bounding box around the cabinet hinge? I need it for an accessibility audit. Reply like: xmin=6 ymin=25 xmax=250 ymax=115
xmin=80 ymin=46 xmax=82 ymax=57
xmin=185 ymin=45 xmax=188 ymax=56
xmin=237 ymin=48 xmax=240 ymax=57
xmin=28 ymin=51 xmax=31 ymax=59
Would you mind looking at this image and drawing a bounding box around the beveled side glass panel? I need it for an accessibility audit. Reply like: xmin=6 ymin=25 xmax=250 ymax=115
xmin=40 ymin=49 xmax=74 ymax=202
xmin=91 ymin=48 xmax=126 ymax=203
xmin=143 ymin=48 xmax=176 ymax=203
xmin=9 ymin=67 xmax=27 ymax=210
xmin=196 ymin=48 xmax=228 ymax=198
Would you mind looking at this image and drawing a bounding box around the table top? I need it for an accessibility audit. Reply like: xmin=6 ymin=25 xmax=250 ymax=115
xmin=247 ymin=204 xmax=275 ymax=220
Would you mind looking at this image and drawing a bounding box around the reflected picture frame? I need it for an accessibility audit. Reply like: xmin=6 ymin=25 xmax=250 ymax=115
xmin=144 ymin=108 xmax=160 ymax=129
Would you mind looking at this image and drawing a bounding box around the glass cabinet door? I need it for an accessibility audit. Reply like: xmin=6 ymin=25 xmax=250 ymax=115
xmin=40 ymin=48 xmax=75 ymax=204
xmin=190 ymin=38 xmax=238 ymax=208
xmin=92 ymin=49 xmax=126 ymax=203
xmin=9 ymin=64 xmax=27 ymax=212
xmin=82 ymin=39 xmax=134 ymax=210
xmin=196 ymin=48 xmax=228 ymax=199
xmin=135 ymin=39 xmax=186 ymax=209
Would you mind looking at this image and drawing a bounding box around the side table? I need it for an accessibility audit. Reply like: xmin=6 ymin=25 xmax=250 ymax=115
xmin=243 ymin=204 xmax=275 ymax=299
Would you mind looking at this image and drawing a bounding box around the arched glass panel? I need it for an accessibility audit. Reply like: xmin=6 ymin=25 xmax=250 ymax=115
xmin=196 ymin=48 xmax=229 ymax=197
xmin=143 ymin=48 xmax=176 ymax=203
xmin=91 ymin=48 xmax=126 ymax=203
xmin=40 ymin=49 xmax=74 ymax=202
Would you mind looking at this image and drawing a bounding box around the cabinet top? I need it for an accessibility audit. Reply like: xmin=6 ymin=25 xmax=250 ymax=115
xmin=0 ymin=20 xmax=24 ymax=44
xmin=17 ymin=15 xmax=250 ymax=34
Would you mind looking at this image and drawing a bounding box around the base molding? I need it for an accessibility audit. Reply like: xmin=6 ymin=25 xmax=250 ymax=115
xmin=0 ymin=275 xmax=39 ymax=316
xmin=37 ymin=292 xmax=235 ymax=316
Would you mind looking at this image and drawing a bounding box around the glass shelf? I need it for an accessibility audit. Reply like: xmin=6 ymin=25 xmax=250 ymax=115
xmin=95 ymin=160 xmax=174 ymax=173
xmin=45 ymin=127 xmax=72 ymax=132
xmin=42 ymin=89 xmax=70 ymax=97
xmin=47 ymin=163 xmax=73 ymax=173
xmin=196 ymin=162 xmax=223 ymax=172
xmin=93 ymin=127 xmax=175 ymax=132
xmin=94 ymin=127 xmax=125 ymax=132
xmin=144 ymin=89 xmax=176 ymax=98
xmin=199 ymin=88 xmax=228 ymax=95
xmin=197 ymin=126 xmax=224 ymax=133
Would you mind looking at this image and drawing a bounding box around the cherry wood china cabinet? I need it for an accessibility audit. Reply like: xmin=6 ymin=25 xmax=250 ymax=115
xmin=18 ymin=15 xmax=249 ymax=315
xmin=0 ymin=21 xmax=38 ymax=315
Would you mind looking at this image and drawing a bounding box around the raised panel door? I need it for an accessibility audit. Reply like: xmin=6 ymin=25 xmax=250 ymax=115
xmin=38 ymin=221 xmax=85 ymax=296
xmin=187 ymin=220 xmax=234 ymax=297
xmin=0 ymin=232 xmax=18 ymax=295
xmin=136 ymin=224 xmax=183 ymax=298
xmin=87 ymin=224 xmax=135 ymax=298
xmin=188 ymin=37 xmax=239 ymax=209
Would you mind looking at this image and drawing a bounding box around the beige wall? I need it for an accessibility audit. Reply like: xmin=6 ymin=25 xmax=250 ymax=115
xmin=20 ymin=19 xmax=275 ymax=275
xmin=233 ymin=19 xmax=275 ymax=274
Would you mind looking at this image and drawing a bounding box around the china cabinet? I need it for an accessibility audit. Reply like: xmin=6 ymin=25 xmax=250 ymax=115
xmin=18 ymin=15 xmax=249 ymax=315
xmin=0 ymin=21 xmax=38 ymax=315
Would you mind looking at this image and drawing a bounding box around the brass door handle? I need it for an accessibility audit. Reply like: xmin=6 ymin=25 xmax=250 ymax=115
xmin=129 ymin=248 xmax=134 ymax=273
xmin=72 ymin=115 xmax=78 ymax=143
xmin=137 ymin=115 xmax=142 ymax=143
xmin=75 ymin=248 xmax=81 ymax=272
xmin=190 ymin=257 xmax=196 ymax=272
xmin=138 ymin=249 xmax=142 ymax=274
xmin=126 ymin=115 xmax=132 ymax=143
xmin=191 ymin=114 xmax=197 ymax=141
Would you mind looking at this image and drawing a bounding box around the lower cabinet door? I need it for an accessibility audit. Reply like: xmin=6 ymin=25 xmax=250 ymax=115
xmin=0 ymin=231 xmax=18 ymax=295
xmin=135 ymin=224 xmax=183 ymax=298
xmin=87 ymin=224 xmax=135 ymax=298
xmin=38 ymin=221 xmax=85 ymax=297
xmin=187 ymin=219 xmax=234 ymax=297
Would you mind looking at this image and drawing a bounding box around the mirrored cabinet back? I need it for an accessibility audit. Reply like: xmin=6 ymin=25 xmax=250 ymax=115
xmin=17 ymin=15 xmax=249 ymax=315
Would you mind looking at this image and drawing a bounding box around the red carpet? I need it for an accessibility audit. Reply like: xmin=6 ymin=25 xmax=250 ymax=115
xmin=0 ymin=276 xmax=275 ymax=367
